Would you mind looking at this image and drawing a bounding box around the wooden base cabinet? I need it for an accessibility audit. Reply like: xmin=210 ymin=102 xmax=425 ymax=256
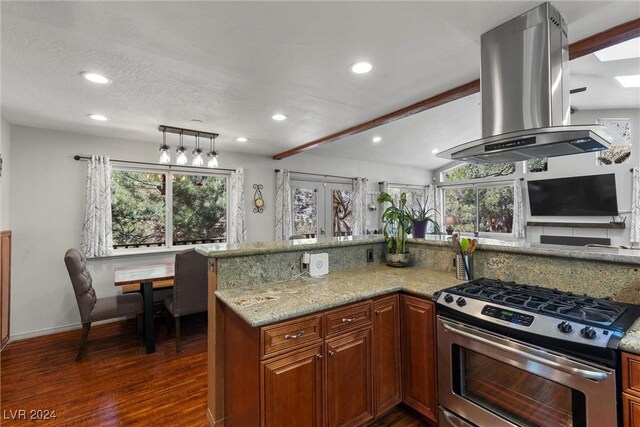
xmin=262 ymin=345 xmax=324 ymax=427
xmin=326 ymin=328 xmax=373 ymax=427
xmin=372 ymin=295 xmax=402 ymax=416
xmin=400 ymin=295 xmax=438 ymax=424
xmin=623 ymin=352 xmax=640 ymax=427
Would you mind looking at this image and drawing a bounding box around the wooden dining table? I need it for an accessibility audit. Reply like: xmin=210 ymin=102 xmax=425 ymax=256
xmin=114 ymin=262 xmax=175 ymax=354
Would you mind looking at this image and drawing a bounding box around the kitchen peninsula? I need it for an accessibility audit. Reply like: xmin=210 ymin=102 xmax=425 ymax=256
xmin=197 ymin=235 xmax=640 ymax=426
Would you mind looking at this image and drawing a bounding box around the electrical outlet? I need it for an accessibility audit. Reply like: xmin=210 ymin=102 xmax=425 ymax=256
xmin=367 ymin=248 xmax=374 ymax=263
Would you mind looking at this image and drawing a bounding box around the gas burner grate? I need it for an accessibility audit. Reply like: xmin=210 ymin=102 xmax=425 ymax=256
xmin=450 ymin=278 xmax=627 ymax=325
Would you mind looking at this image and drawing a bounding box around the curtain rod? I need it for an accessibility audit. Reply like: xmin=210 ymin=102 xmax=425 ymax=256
xmin=379 ymin=181 xmax=431 ymax=188
xmin=74 ymin=155 xmax=236 ymax=172
xmin=275 ymin=169 xmax=357 ymax=181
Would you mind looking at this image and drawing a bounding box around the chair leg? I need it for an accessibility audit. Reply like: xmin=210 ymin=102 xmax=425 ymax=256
xmin=175 ymin=317 xmax=181 ymax=353
xmin=76 ymin=323 xmax=91 ymax=361
xmin=136 ymin=314 xmax=144 ymax=345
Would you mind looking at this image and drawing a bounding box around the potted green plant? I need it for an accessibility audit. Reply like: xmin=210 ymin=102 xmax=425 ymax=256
xmin=377 ymin=191 xmax=413 ymax=267
xmin=411 ymin=198 xmax=440 ymax=238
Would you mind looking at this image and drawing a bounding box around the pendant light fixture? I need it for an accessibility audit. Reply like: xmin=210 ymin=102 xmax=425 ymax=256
xmin=157 ymin=125 xmax=219 ymax=167
xmin=207 ymin=135 xmax=219 ymax=168
xmin=159 ymin=129 xmax=171 ymax=164
xmin=176 ymin=131 xmax=188 ymax=165
xmin=192 ymin=133 xmax=204 ymax=167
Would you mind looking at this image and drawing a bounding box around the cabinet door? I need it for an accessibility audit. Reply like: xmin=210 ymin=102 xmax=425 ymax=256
xmin=624 ymin=392 xmax=640 ymax=427
xmin=326 ymin=328 xmax=373 ymax=427
xmin=1 ymin=231 xmax=10 ymax=350
xmin=401 ymin=295 xmax=437 ymax=423
xmin=373 ymin=295 xmax=401 ymax=415
xmin=262 ymin=345 xmax=323 ymax=427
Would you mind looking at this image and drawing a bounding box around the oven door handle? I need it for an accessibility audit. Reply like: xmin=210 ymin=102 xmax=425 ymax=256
xmin=442 ymin=322 xmax=609 ymax=382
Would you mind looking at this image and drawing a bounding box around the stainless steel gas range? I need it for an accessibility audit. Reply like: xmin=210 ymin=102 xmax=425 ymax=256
xmin=435 ymin=278 xmax=640 ymax=427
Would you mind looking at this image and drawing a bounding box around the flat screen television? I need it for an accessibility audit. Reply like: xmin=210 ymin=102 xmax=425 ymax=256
xmin=527 ymin=174 xmax=618 ymax=216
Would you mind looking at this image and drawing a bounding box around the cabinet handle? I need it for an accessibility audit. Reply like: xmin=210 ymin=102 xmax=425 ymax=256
xmin=341 ymin=316 xmax=357 ymax=323
xmin=284 ymin=331 xmax=305 ymax=340
xmin=316 ymin=354 xmax=323 ymax=360
xmin=328 ymin=350 xmax=336 ymax=357
xmin=375 ymin=310 xmax=381 ymax=315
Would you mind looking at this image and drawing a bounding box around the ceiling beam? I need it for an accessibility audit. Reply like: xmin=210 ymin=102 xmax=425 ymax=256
xmin=272 ymin=17 xmax=640 ymax=160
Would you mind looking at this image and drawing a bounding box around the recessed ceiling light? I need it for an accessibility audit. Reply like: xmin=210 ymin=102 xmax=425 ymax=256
xmin=594 ymin=37 xmax=640 ymax=62
xmin=81 ymin=72 xmax=111 ymax=84
xmin=615 ymin=75 xmax=640 ymax=88
xmin=351 ymin=62 xmax=373 ymax=74
xmin=432 ymin=148 xmax=439 ymax=154
xmin=236 ymin=137 xmax=248 ymax=142
xmin=272 ymin=114 xmax=287 ymax=121
xmin=88 ymin=114 xmax=108 ymax=121
xmin=372 ymin=136 xmax=382 ymax=143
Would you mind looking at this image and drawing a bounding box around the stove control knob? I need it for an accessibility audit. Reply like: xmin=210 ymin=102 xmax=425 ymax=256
xmin=557 ymin=321 xmax=573 ymax=334
xmin=580 ymin=326 xmax=597 ymax=340
xmin=444 ymin=294 xmax=454 ymax=304
xmin=456 ymin=297 xmax=467 ymax=307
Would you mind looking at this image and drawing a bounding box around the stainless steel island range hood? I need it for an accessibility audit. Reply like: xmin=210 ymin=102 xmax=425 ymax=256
xmin=437 ymin=2 xmax=626 ymax=164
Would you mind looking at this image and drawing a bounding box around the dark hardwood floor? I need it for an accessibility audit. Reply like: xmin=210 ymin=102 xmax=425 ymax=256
xmin=1 ymin=318 xmax=426 ymax=426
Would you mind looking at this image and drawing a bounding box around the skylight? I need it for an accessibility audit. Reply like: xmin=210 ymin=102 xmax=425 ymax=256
xmin=594 ymin=37 xmax=640 ymax=62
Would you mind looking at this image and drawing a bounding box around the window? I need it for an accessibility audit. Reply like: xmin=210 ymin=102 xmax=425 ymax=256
xmin=443 ymin=162 xmax=515 ymax=182
xmin=597 ymin=118 xmax=631 ymax=165
xmin=527 ymin=158 xmax=548 ymax=173
xmin=444 ymin=185 xmax=514 ymax=234
xmin=291 ymin=180 xmax=353 ymax=238
xmin=111 ymin=168 xmax=227 ymax=250
xmin=386 ymin=186 xmax=426 ymax=211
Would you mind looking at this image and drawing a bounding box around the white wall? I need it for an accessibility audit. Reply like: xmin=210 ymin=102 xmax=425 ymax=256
xmin=9 ymin=125 xmax=430 ymax=337
xmin=0 ymin=117 xmax=10 ymax=229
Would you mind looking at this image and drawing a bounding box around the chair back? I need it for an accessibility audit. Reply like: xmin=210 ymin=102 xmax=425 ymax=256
xmin=173 ymin=249 xmax=208 ymax=317
xmin=64 ymin=249 xmax=97 ymax=324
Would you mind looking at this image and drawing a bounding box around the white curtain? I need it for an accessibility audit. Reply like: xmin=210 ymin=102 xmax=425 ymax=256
xmin=512 ymin=179 xmax=526 ymax=239
xmin=352 ymin=177 xmax=367 ymax=236
xmin=426 ymin=184 xmax=440 ymax=234
xmin=631 ymin=167 xmax=640 ymax=246
xmin=275 ymin=169 xmax=293 ymax=240
xmin=81 ymin=155 xmax=113 ymax=258
xmin=228 ymin=168 xmax=247 ymax=245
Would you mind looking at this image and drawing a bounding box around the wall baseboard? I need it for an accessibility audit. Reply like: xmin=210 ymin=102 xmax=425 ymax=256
xmin=9 ymin=317 xmax=126 ymax=341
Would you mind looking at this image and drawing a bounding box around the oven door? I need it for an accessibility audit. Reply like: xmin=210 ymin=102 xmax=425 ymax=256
xmin=437 ymin=316 xmax=618 ymax=427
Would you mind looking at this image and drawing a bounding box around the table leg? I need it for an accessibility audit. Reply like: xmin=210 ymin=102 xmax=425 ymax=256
xmin=141 ymin=281 xmax=155 ymax=354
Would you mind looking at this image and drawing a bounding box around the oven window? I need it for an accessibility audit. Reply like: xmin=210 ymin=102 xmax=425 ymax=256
xmin=459 ymin=349 xmax=578 ymax=427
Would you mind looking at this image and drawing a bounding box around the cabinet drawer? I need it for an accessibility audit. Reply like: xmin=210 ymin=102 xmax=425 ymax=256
xmin=261 ymin=314 xmax=323 ymax=359
xmin=623 ymin=352 xmax=640 ymax=398
xmin=325 ymin=301 xmax=372 ymax=338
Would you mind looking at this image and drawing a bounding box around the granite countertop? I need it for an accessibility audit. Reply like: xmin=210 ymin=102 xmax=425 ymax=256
xmin=196 ymin=234 xmax=640 ymax=265
xmin=196 ymin=235 xmax=385 ymax=258
xmin=215 ymin=264 xmax=640 ymax=356
xmin=215 ymin=265 xmax=462 ymax=327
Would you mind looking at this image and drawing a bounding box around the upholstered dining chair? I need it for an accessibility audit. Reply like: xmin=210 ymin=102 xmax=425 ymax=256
xmin=64 ymin=249 xmax=144 ymax=361
xmin=164 ymin=249 xmax=208 ymax=352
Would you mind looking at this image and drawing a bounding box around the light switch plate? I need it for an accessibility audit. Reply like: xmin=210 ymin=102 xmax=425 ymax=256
xmin=309 ymin=253 xmax=329 ymax=277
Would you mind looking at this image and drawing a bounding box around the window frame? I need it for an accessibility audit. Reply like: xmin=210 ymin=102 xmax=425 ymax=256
xmin=111 ymin=164 xmax=230 ymax=255
xmin=440 ymin=181 xmax=516 ymax=238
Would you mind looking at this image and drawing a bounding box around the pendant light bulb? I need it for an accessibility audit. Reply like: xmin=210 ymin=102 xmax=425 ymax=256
xmin=159 ymin=130 xmax=171 ymax=164
xmin=191 ymin=133 xmax=203 ymax=166
xmin=207 ymin=152 xmax=219 ymax=168
xmin=207 ymin=135 xmax=219 ymax=168
xmin=176 ymin=132 xmax=188 ymax=165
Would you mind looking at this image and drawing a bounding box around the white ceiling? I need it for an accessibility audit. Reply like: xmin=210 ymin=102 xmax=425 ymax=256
xmin=1 ymin=1 xmax=639 ymax=162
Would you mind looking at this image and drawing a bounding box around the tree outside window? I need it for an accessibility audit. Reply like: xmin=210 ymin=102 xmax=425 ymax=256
xmin=443 ymin=162 xmax=515 ymax=181
xmin=444 ymin=185 xmax=513 ymax=234
xmin=111 ymin=169 xmax=227 ymax=249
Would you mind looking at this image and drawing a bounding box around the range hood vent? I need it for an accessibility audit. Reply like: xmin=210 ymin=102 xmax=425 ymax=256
xmin=438 ymin=2 xmax=627 ymax=164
